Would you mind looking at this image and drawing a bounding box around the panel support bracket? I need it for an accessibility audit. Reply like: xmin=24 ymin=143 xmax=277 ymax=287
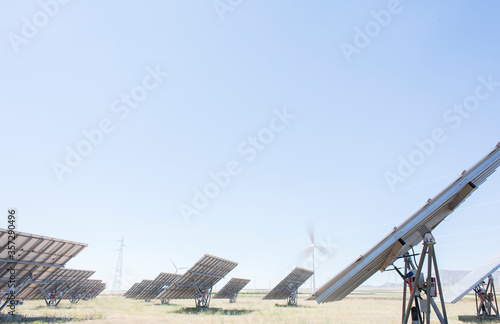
xmin=398 ymin=233 xmax=448 ymax=324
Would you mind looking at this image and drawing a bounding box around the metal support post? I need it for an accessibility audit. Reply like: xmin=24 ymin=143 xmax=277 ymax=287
xmin=194 ymin=284 xmax=212 ymax=308
xmin=401 ymin=233 xmax=448 ymax=324
xmin=287 ymin=289 xmax=298 ymax=306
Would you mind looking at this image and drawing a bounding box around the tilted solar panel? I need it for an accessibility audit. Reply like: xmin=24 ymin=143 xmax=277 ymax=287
xmin=0 ymin=229 xmax=87 ymax=300
xmin=263 ymin=267 xmax=313 ymax=300
xmin=213 ymin=278 xmax=250 ymax=300
xmin=125 ymin=281 xmax=145 ymax=298
xmin=124 ymin=282 xmax=139 ymax=298
xmin=27 ymin=268 xmax=94 ymax=300
xmin=444 ymin=250 xmax=500 ymax=303
xmin=135 ymin=273 xmax=180 ymax=300
xmin=314 ymin=143 xmax=500 ymax=304
xmin=71 ymin=279 xmax=104 ymax=300
xmin=126 ymin=279 xmax=152 ymax=299
xmin=155 ymin=254 xmax=237 ymax=300
xmin=88 ymin=282 xmax=106 ymax=299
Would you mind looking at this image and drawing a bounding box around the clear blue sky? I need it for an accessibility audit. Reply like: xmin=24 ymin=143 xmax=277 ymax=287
xmin=1 ymin=1 xmax=500 ymax=291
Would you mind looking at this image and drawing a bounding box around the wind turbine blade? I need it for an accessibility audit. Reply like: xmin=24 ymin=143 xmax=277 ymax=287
xmin=315 ymin=245 xmax=330 ymax=256
xmin=170 ymin=259 xmax=178 ymax=270
xmin=315 ymin=243 xmax=339 ymax=262
xmin=306 ymin=222 xmax=315 ymax=244
xmin=297 ymin=246 xmax=313 ymax=261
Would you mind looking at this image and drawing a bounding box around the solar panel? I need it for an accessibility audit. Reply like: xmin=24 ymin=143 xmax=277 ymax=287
xmin=444 ymin=250 xmax=500 ymax=304
xmin=135 ymin=273 xmax=181 ymax=301
xmin=83 ymin=280 xmax=106 ymax=300
xmin=263 ymin=267 xmax=313 ymax=305
xmin=26 ymin=268 xmax=94 ymax=305
xmin=155 ymin=254 xmax=237 ymax=308
xmin=213 ymin=278 xmax=250 ymax=302
xmin=126 ymin=280 xmax=152 ymax=299
xmin=314 ymin=143 xmax=500 ymax=304
xmin=124 ymin=282 xmax=139 ymax=298
xmin=214 ymin=278 xmax=250 ymax=298
xmin=0 ymin=228 xmax=87 ymax=308
xmin=71 ymin=279 xmax=105 ymax=301
xmin=125 ymin=281 xmax=146 ymax=298
xmin=80 ymin=280 xmax=104 ymax=299
xmin=87 ymin=281 xmax=106 ymax=299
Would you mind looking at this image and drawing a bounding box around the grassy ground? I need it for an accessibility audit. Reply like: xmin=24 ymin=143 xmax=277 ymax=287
xmin=0 ymin=289 xmax=496 ymax=323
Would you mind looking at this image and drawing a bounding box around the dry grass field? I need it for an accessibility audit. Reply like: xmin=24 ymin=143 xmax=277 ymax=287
xmin=0 ymin=288 xmax=496 ymax=323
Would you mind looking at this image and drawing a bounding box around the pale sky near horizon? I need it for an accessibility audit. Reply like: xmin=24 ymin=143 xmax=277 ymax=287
xmin=1 ymin=1 xmax=500 ymax=292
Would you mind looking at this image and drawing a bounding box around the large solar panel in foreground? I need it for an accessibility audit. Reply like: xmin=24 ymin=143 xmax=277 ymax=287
xmin=213 ymin=278 xmax=250 ymax=299
xmin=156 ymin=254 xmax=237 ymax=300
xmin=263 ymin=267 xmax=313 ymax=300
xmin=0 ymin=229 xmax=87 ymax=300
xmin=314 ymin=143 xmax=500 ymax=304
xmin=444 ymin=250 xmax=500 ymax=303
xmin=135 ymin=273 xmax=181 ymax=300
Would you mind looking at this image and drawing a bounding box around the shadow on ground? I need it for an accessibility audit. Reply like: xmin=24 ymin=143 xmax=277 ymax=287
xmin=34 ymin=305 xmax=74 ymax=310
xmin=151 ymin=303 xmax=179 ymax=307
xmin=0 ymin=315 xmax=91 ymax=323
xmin=274 ymin=304 xmax=311 ymax=308
xmin=174 ymin=307 xmax=254 ymax=315
xmin=458 ymin=315 xmax=500 ymax=323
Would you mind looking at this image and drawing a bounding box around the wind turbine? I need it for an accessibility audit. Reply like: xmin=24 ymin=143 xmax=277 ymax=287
xmin=298 ymin=223 xmax=331 ymax=296
xmin=170 ymin=260 xmax=187 ymax=274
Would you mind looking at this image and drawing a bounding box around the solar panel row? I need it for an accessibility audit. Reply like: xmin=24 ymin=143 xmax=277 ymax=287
xmin=0 ymin=228 xmax=105 ymax=310
xmin=129 ymin=254 xmax=239 ymax=308
xmin=28 ymin=268 xmax=95 ymax=306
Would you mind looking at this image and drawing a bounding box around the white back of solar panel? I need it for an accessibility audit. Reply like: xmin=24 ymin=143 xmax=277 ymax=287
xmin=444 ymin=249 xmax=500 ymax=303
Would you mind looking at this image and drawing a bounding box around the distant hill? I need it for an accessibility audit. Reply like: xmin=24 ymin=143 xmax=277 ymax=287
xmin=379 ymin=282 xmax=403 ymax=288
